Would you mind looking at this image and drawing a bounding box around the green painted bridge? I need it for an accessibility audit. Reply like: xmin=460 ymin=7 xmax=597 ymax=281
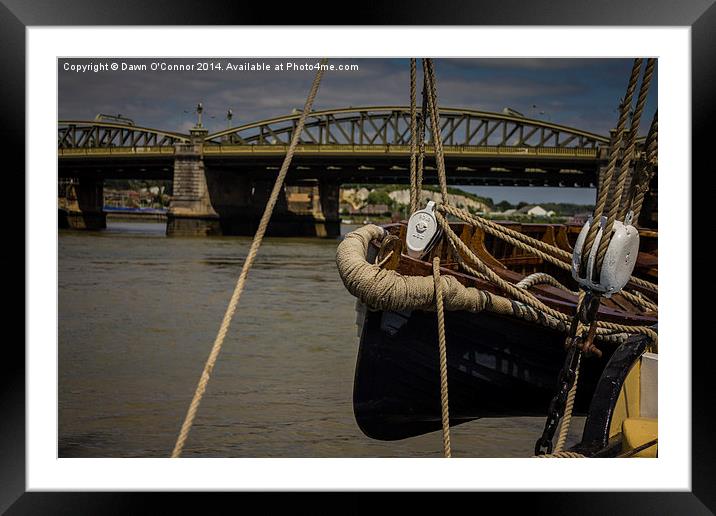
xmin=58 ymin=106 xmax=614 ymax=186
xmin=57 ymin=107 xmax=628 ymax=237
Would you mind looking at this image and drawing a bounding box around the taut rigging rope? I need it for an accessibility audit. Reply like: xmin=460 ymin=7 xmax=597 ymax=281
xmin=171 ymin=61 xmax=328 ymax=458
xmin=595 ymin=58 xmax=656 ymax=274
xmin=630 ymin=111 xmax=658 ymax=222
xmin=580 ymin=59 xmax=642 ymax=275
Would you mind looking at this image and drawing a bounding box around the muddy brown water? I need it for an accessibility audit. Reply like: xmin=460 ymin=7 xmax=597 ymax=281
xmin=58 ymin=221 xmax=583 ymax=457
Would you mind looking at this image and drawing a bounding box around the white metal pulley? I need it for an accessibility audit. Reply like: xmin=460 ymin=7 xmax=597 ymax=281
xmin=571 ymin=213 xmax=640 ymax=297
xmin=406 ymin=201 xmax=441 ymax=259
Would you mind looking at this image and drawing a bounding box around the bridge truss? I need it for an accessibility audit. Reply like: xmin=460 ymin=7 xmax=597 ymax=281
xmin=58 ymin=121 xmax=190 ymax=149
xmin=204 ymin=107 xmax=609 ymax=149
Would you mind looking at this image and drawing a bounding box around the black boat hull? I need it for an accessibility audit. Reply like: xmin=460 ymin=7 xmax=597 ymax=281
xmin=353 ymin=306 xmax=614 ymax=441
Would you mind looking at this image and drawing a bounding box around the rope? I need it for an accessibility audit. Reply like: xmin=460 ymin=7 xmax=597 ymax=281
xmin=435 ymin=218 xmax=658 ymax=343
xmin=337 ymin=225 xmax=491 ymax=314
xmin=438 ymin=203 xmax=658 ymax=294
xmin=581 ymin=59 xmax=643 ymax=274
xmin=621 ymin=289 xmax=658 ymax=312
xmin=534 ymin=451 xmax=586 ymax=458
xmin=441 ymin=204 xmax=573 ymax=267
xmin=335 ymin=224 xmax=656 ymax=344
xmin=538 ymin=439 xmax=657 ymax=458
xmin=517 ymin=272 xmax=578 ymax=296
xmin=409 ymin=58 xmax=419 ymax=214
xmin=375 ymin=250 xmax=394 ymax=268
xmin=436 ymin=211 xmax=658 ymax=342
xmin=554 ymin=352 xmax=581 ymax=452
xmin=397 ymin=58 xmax=655 ymax=461
xmin=595 ymin=58 xmax=656 ymax=273
xmin=436 ymin=211 xmax=570 ymax=322
xmin=433 ymin=256 xmax=452 ymax=457
xmin=423 ymin=59 xmax=449 ymax=204
xmin=416 ymin=72 xmax=428 ymax=205
xmin=614 ymin=59 xmax=656 ymax=218
xmin=171 ymin=61 xmax=327 ymax=458
xmin=630 ymin=111 xmax=658 ymax=221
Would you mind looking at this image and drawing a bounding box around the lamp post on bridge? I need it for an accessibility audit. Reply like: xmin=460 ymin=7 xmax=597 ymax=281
xmin=168 ymin=101 xmax=218 ymax=236
xmin=218 ymin=108 xmax=234 ymax=144
xmin=195 ymin=102 xmax=204 ymax=128
xmin=189 ymin=102 xmax=209 ymax=145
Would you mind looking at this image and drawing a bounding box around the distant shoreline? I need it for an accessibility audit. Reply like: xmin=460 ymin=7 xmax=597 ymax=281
xmin=105 ymin=209 xmax=167 ymax=222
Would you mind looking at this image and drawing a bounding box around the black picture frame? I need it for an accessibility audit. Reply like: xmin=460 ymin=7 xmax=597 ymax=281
xmin=2 ymin=1 xmax=709 ymax=512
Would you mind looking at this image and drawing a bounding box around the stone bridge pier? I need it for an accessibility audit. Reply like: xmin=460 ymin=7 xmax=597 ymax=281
xmin=167 ymin=127 xmax=341 ymax=237
xmin=166 ymin=127 xmax=221 ymax=236
xmin=58 ymin=176 xmax=106 ymax=230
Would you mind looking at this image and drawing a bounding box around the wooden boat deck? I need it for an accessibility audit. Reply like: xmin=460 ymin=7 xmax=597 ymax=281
xmin=372 ymin=220 xmax=657 ymax=325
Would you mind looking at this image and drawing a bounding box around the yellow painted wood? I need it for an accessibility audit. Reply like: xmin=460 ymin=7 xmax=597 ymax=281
xmin=609 ymin=360 xmax=641 ymax=438
xmin=622 ymin=417 xmax=658 ymax=457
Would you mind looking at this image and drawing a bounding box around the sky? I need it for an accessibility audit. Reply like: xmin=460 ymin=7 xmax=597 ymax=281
xmin=58 ymin=58 xmax=657 ymax=205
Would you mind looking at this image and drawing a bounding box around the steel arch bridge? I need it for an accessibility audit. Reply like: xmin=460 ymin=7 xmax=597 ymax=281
xmin=58 ymin=107 xmax=615 ymax=185
xmin=58 ymin=107 xmax=609 ymax=151
xmin=58 ymin=121 xmax=190 ymax=150
xmin=204 ymin=106 xmax=609 ymax=148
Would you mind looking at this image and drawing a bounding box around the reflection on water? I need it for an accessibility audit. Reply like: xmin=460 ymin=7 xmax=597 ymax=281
xmin=59 ymin=221 xmax=583 ymax=457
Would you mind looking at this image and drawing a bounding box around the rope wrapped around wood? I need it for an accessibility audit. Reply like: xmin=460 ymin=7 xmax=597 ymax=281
xmin=336 ymin=224 xmax=632 ymax=345
xmin=337 ymin=224 xmax=490 ymax=313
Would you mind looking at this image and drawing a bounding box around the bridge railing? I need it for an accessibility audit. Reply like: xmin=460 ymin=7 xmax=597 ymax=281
xmin=58 ymin=146 xmax=176 ymax=157
xmin=58 ymin=143 xmax=601 ymax=159
xmin=201 ymin=144 xmax=599 ymax=158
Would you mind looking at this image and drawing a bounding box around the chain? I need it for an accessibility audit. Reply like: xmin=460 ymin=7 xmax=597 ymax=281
xmin=534 ymin=291 xmax=601 ymax=455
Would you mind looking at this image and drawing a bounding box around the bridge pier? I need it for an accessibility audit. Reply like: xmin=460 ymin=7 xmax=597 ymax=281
xmin=166 ymin=123 xmax=340 ymax=237
xmin=166 ymin=127 xmax=221 ymax=236
xmin=310 ymin=179 xmax=341 ymax=238
xmin=201 ymin=175 xmax=341 ymax=238
xmin=59 ymin=177 xmax=106 ymax=230
xmin=250 ymin=178 xmax=340 ymax=238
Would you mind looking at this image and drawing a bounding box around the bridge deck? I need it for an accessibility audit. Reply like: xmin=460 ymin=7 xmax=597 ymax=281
xmin=59 ymin=144 xmax=599 ymax=160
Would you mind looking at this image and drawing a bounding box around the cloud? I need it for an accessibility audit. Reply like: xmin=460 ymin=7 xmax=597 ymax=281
xmin=444 ymin=58 xmax=604 ymax=71
xmin=58 ymin=57 xmax=656 ymax=136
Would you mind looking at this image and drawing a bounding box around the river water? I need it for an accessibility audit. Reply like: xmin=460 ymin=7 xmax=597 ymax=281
xmin=58 ymin=221 xmax=583 ymax=457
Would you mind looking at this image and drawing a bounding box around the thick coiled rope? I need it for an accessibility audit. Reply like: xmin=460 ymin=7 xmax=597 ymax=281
xmin=337 ymin=225 xmax=490 ymax=314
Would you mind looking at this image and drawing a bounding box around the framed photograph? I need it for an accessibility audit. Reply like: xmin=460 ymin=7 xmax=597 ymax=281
xmin=4 ymin=0 xmax=710 ymax=511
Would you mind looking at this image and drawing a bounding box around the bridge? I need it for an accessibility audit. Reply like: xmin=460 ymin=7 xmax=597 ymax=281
xmin=58 ymin=106 xmax=617 ymax=237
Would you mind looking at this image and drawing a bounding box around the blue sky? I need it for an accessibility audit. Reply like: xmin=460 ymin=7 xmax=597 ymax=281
xmin=58 ymin=58 xmax=657 ymax=205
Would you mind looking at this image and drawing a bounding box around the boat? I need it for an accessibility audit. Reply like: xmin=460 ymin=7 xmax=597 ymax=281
xmin=336 ymin=57 xmax=658 ymax=458
xmin=338 ymin=218 xmax=657 ymax=456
